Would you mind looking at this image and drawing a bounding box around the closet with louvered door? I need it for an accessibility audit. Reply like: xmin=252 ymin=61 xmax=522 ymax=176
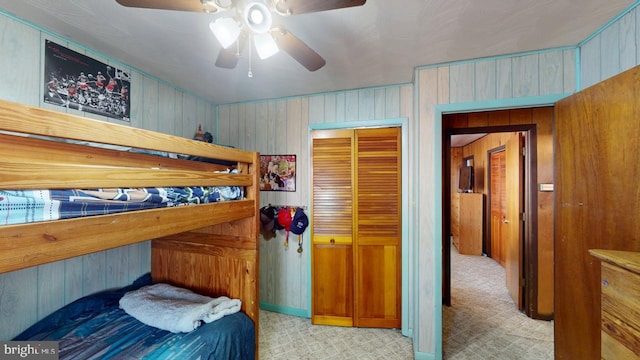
xmin=311 ymin=127 xmax=401 ymax=329
xmin=311 ymin=129 xmax=355 ymax=327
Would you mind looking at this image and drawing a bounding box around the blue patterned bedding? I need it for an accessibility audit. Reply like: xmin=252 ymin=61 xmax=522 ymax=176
xmin=1 ymin=184 xmax=243 ymax=226
xmin=13 ymin=274 xmax=255 ymax=360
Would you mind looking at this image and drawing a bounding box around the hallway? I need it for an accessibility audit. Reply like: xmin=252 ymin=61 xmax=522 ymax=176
xmin=443 ymin=245 xmax=554 ymax=359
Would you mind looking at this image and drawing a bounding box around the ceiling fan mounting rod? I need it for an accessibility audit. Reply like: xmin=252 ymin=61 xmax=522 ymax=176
xmin=248 ymin=34 xmax=253 ymax=78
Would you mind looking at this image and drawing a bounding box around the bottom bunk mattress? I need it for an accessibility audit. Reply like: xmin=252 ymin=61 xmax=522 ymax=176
xmin=13 ymin=274 xmax=255 ymax=360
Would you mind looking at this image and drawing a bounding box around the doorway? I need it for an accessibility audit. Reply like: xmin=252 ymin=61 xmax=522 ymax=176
xmin=447 ymin=128 xmax=528 ymax=310
xmin=441 ymin=107 xmax=555 ymax=320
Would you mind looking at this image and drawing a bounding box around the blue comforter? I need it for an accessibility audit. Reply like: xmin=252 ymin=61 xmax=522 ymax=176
xmin=13 ymin=275 xmax=255 ymax=360
xmin=0 ymin=185 xmax=242 ymax=226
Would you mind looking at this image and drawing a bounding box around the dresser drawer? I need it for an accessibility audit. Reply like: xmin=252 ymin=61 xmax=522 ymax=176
xmin=600 ymin=262 xmax=640 ymax=359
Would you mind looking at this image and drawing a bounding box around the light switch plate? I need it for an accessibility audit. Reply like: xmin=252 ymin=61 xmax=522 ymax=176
xmin=539 ymin=183 xmax=554 ymax=192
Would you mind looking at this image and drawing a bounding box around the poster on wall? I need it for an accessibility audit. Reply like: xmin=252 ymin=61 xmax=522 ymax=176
xmin=44 ymin=40 xmax=131 ymax=121
xmin=260 ymin=155 xmax=296 ymax=191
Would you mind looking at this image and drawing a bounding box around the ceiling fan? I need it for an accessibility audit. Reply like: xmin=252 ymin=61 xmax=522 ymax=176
xmin=115 ymin=0 xmax=367 ymax=72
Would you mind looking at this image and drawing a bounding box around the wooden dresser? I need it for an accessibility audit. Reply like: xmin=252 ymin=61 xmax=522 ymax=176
xmin=457 ymin=193 xmax=484 ymax=255
xmin=589 ymin=249 xmax=640 ymax=359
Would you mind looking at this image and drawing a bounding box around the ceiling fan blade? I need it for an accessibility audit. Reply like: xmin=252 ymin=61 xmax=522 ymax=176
xmin=275 ymin=0 xmax=366 ymax=15
xmin=115 ymin=0 xmax=218 ymax=13
xmin=215 ymin=32 xmax=247 ymax=69
xmin=271 ymin=27 xmax=325 ymax=71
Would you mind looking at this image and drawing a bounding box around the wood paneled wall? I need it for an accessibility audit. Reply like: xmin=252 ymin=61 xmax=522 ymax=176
xmin=1 ymin=1 xmax=638 ymax=356
xmin=223 ymin=47 xmax=576 ymax=355
xmin=415 ymin=51 xmax=574 ymax=354
xmin=580 ymin=5 xmax=640 ymax=89
xmin=218 ymin=87 xmax=413 ymax=317
xmin=450 ymin=147 xmax=462 ymax=241
xmin=0 ymin=13 xmax=216 ymax=340
xmin=218 ymin=48 xmax=578 ymax=359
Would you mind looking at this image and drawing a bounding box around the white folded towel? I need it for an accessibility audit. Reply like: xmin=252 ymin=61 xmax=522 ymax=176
xmin=119 ymin=283 xmax=242 ymax=333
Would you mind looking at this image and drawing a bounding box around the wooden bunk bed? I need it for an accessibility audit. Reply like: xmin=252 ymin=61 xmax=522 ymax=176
xmin=0 ymin=99 xmax=260 ymax=358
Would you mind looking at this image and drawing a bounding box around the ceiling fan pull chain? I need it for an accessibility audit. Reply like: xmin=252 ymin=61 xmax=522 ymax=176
xmin=248 ymin=34 xmax=253 ymax=78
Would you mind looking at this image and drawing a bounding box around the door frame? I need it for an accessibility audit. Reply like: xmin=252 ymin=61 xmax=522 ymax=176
xmin=434 ymin=95 xmax=566 ymax=359
xmin=443 ymin=123 xmax=539 ymax=317
xmin=487 ymin=145 xmax=506 ymax=259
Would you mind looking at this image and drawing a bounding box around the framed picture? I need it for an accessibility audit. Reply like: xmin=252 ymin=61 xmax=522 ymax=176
xmin=260 ymin=155 xmax=296 ymax=191
xmin=44 ymin=40 xmax=131 ymax=121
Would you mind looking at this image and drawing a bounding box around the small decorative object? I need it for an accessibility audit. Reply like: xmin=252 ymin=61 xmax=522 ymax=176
xmin=193 ymin=124 xmax=206 ymax=142
xmin=259 ymin=155 xmax=296 ymax=192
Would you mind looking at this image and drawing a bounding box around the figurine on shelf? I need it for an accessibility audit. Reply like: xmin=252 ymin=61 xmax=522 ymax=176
xmin=193 ymin=124 xmax=206 ymax=142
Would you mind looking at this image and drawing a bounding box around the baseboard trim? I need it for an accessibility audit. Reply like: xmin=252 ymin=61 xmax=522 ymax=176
xmin=259 ymin=302 xmax=310 ymax=318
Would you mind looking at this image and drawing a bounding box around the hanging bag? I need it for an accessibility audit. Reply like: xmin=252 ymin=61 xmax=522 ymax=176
xmin=277 ymin=207 xmax=293 ymax=247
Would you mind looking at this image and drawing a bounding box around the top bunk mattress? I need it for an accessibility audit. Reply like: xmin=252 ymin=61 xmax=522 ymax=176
xmin=1 ymin=181 xmax=243 ymax=226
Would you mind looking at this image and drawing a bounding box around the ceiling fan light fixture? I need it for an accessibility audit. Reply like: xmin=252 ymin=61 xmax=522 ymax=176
xmin=253 ymin=33 xmax=279 ymax=60
xmin=243 ymin=2 xmax=272 ymax=34
xmin=210 ymin=17 xmax=241 ymax=48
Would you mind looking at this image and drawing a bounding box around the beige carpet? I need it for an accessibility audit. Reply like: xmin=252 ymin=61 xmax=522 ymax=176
xmin=258 ymin=245 xmax=553 ymax=359
xmin=259 ymin=310 xmax=414 ymax=359
xmin=443 ymin=245 xmax=554 ymax=359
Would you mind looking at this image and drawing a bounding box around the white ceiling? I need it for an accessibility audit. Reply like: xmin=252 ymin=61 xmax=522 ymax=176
xmin=451 ymin=133 xmax=487 ymax=147
xmin=0 ymin=0 xmax=635 ymax=105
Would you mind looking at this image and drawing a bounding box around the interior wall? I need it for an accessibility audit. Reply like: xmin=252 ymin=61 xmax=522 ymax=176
xmin=579 ymin=4 xmax=640 ymax=90
xmin=416 ymin=52 xmax=573 ymax=355
xmin=217 ymin=87 xmax=414 ymax=318
xmin=462 ymin=132 xmax=516 ymax=195
xmin=220 ymin=47 xmax=575 ymax=358
xmin=450 ymin=132 xmax=516 ymax=252
xmin=0 ymin=12 xmax=217 ymax=340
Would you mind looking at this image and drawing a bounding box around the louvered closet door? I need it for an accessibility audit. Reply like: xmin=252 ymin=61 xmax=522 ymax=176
xmin=354 ymin=128 xmax=401 ymax=328
xmin=311 ymin=129 xmax=355 ymax=327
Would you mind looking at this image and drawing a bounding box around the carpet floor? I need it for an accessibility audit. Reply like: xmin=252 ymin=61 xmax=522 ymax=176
xmin=259 ymin=244 xmax=554 ymax=359
xmin=443 ymin=245 xmax=554 ymax=359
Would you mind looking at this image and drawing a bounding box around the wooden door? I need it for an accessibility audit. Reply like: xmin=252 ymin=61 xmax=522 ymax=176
xmin=554 ymin=65 xmax=640 ymax=359
xmin=490 ymin=149 xmax=506 ymax=266
xmin=311 ymin=129 xmax=355 ymax=326
xmin=505 ymin=133 xmax=524 ymax=309
xmin=353 ymin=128 xmax=401 ymax=328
